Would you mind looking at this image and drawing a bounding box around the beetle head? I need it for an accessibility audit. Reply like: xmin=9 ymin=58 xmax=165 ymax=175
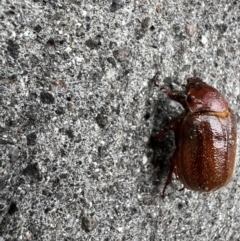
xmin=185 ymin=78 xmax=229 ymax=113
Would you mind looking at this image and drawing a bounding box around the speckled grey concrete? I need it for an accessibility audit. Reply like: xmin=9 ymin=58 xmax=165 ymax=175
xmin=0 ymin=0 xmax=240 ymax=240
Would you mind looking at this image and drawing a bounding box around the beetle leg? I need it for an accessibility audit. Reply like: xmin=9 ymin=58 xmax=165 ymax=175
xmin=160 ymin=86 xmax=176 ymax=99
xmin=161 ymin=87 xmax=186 ymax=106
xmin=161 ymin=148 xmax=181 ymax=198
xmin=151 ymin=118 xmax=182 ymax=198
xmin=151 ymin=73 xmax=187 ymax=105
xmin=151 ymin=116 xmax=181 ymax=166
xmin=152 ymin=118 xmax=179 ymax=142
xmin=178 ymin=186 xmax=185 ymax=192
xmin=151 ymin=114 xmax=184 ymax=197
xmin=151 ymin=71 xmax=160 ymax=87
xmin=161 ymin=155 xmax=177 ymax=198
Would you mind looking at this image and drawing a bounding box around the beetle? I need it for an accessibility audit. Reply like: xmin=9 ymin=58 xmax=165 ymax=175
xmin=152 ymin=74 xmax=237 ymax=197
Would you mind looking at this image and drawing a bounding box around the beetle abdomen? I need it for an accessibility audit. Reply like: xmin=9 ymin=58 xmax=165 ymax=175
xmin=177 ymin=111 xmax=236 ymax=192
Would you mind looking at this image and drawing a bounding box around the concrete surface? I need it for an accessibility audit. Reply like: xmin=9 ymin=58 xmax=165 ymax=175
xmin=0 ymin=0 xmax=239 ymax=240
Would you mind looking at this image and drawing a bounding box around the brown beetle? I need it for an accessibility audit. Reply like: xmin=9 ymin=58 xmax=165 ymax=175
xmin=152 ymin=75 xmax=237 ymax=196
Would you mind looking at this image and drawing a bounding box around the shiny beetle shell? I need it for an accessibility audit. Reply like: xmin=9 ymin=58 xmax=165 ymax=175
xmin=152 ymin=77 xmax=237 ymax=196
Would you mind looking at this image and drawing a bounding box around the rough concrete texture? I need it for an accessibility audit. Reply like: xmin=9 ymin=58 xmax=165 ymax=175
xmin=0 ymin=0 xmax=240 ymax=240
